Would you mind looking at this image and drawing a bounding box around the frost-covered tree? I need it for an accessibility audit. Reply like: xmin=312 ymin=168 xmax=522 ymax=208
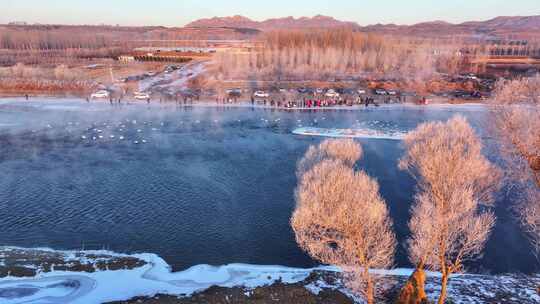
xmin=399 ymin=115 xmax=500 ymax=304
xmin=491 ymin=75 xmax=540 ymax=255
xmin=292 ymin=140 xmax=395 ymax=304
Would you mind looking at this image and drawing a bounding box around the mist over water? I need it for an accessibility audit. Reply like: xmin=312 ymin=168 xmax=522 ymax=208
xmin=0 ymin=99 xmax=535 ymax=274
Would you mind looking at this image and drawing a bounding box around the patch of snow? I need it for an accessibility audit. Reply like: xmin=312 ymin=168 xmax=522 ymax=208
xmin=0 ymin=248 xmax=319 ymax=304
xmin=305 ymin=282 xmax=323 ymax=295
xmin=370 ymin=268 xmax=442 ymax=277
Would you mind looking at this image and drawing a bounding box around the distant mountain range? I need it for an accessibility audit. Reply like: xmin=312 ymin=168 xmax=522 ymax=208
xmin=186 ymin=15 xmax=540 ymax=38
xmin=186 ymin=15 xmax=358 ymax=30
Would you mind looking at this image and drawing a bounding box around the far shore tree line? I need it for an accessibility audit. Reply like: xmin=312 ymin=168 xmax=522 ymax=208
xmin=0 ymin=27 xmax=121 ymax=66
xmin=291 ymin=74 xmax=540 ymax=304
xmin=2 ymin=26 xmax=539 ymax=98
xmin=0 ymin=29 xmax=112 ymax=50
xmin=214 ymin=29 xmax=489 ymax=81
xmin=0 ymin=24 xmax=252 ymax=66
xmin=0 ymin=63 xmax=96 ymax=95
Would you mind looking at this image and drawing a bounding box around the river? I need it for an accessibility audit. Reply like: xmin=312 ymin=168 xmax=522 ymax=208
xmin=0 ymin=99 xmax=535 ymax=274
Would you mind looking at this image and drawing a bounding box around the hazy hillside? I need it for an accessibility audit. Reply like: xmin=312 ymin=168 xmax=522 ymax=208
xmin=186 ymin=15 xmax=359 ymax=30
xmin=363 ymin=15 xmax=540 ymax=38
xmin=187 ymin=14 xmax=540 ymax=39
xmin=462 ymin=15 xmax=540 ymax=30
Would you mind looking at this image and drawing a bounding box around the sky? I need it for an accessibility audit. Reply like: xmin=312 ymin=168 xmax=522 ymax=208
xmin=2 ymin=0 xmax=540 ymax=27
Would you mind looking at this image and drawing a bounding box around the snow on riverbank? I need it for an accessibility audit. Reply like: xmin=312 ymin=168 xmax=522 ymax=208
xmin=0 ymin=247 xmax=324 ymax=304
xmin=0 ymin=247 xmax=539 ymax=304
xmin=0 ymin=247 xmax=420 ymax=304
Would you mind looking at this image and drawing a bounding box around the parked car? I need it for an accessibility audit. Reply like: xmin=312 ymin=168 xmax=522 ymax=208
xmin=387 ymin=90 xmax=397 ymax=96
xmin=451 ymin=90 xmax=471 ymax=98
xmin=90 ymin=90 xmax=110 ymax=99
xmin=375 ymin=89 xmax=388 ymax=95
xmin=315 ymin=88 xmax=324 ymax=95
xmin=86 ymin=64 xmax=105 ymax=69
xmin=165 ymin=65 xmax=180 ymax=74
xmin=226 ymin=88 xmax=242 ymax=98
xmin=126 ymin=75 xmax=145 ymax=82
xmin=134 ymin=92 xmax=151 ymax=100
xmin=253 ymin=90 xmax=270 ymax=98
xmin=180 ymin=89 xmax=199 ymax=99
xmin=203 ymin=88 xmax=218 ymax=97
xmin=464 ymin=74 xmax=478 ymax=80
xmin=325 ymin=89 xmax=340 ymax=98
xmin=357 ymin=89 xmax=367 ymax=95
xmin=470 ymin=91 xmax=483 ymax=99
xmin=341 ymin=88 xmax=356 ymax=95
xmin=226 ymin=88 xmax=242 ymax=94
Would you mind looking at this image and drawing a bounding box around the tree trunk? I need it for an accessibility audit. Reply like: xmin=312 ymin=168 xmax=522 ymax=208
xmin=366 ymin=277 xmax=375 ymax=304
xmin=437 ymin=271 xmax=450 ymax=304
xmin=396 ymin=261 xmax=427 ymax=304
xmin=363 ymin=265 xmax=375 ymax=304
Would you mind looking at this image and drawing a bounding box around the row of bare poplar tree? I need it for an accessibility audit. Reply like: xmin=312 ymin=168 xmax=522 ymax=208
xmin=0 ymin=28 xmax=113 ymax=50
xmin=290 ymin=74 xmax=540 ymax=304
xmin=0 ymin=26 xmax=137 ymax=65
xmin=214 ymin=29 xmax=486 ymax=81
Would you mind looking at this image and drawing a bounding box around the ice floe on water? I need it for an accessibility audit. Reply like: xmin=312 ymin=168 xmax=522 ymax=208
xmin=293 ymin=126 xmax=407 ymax=140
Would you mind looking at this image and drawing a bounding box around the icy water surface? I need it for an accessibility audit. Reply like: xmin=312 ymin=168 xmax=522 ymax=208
xmin=0 ymin=99 xmax=535 ymax=274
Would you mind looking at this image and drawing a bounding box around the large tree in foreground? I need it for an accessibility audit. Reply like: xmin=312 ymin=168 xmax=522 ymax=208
xmin=399 ymin=115 xmax=500 ymax=304
xmin=491 ymin=75 xmax=540 ymax=255
xmin=296 ymin=138 xmax=362 ymax=178
xmin=291 ymin=140 xmax=395 ymax=304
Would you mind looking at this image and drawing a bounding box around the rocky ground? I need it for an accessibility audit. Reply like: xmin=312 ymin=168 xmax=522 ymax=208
xmin=0 ymin=247 xmax=146 ymax=278
xmin=109 ymin=284 xmax=354 ymax=304
xmin=109 ymin=271 xmax=357 ymax=304
xmin=109 ymin=270 xmax=540 ymax=304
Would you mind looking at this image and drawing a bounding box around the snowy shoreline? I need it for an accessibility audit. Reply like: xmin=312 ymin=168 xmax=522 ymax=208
xmin=0 ymin=247 xmax=423 ymax=304
xmin=0 ymin=247 xmax=335 ymax=304
xmin=0 ymin=97 xmax=487 ymax=111
xmin=0 ymin=247 xmax=538 ymax=304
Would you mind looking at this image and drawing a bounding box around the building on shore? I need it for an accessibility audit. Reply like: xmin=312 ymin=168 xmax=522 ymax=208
xmin=118 ymin=55 xmax=136 ymax=63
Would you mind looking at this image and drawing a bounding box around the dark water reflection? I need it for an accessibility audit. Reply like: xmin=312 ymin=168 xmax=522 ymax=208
xmin=0 ymin=100 xmax=536 ymax=274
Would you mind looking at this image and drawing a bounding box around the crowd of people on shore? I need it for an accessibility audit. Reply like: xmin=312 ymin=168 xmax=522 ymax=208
xmin=244 ymin=95 xmax=402 ymax=108
xmin=21 ymin=91 xmax=404 ymax=109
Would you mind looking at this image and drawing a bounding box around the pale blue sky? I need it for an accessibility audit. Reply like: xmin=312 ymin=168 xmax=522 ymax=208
xmin=3 ymin=0 xmax=540 ymax=26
